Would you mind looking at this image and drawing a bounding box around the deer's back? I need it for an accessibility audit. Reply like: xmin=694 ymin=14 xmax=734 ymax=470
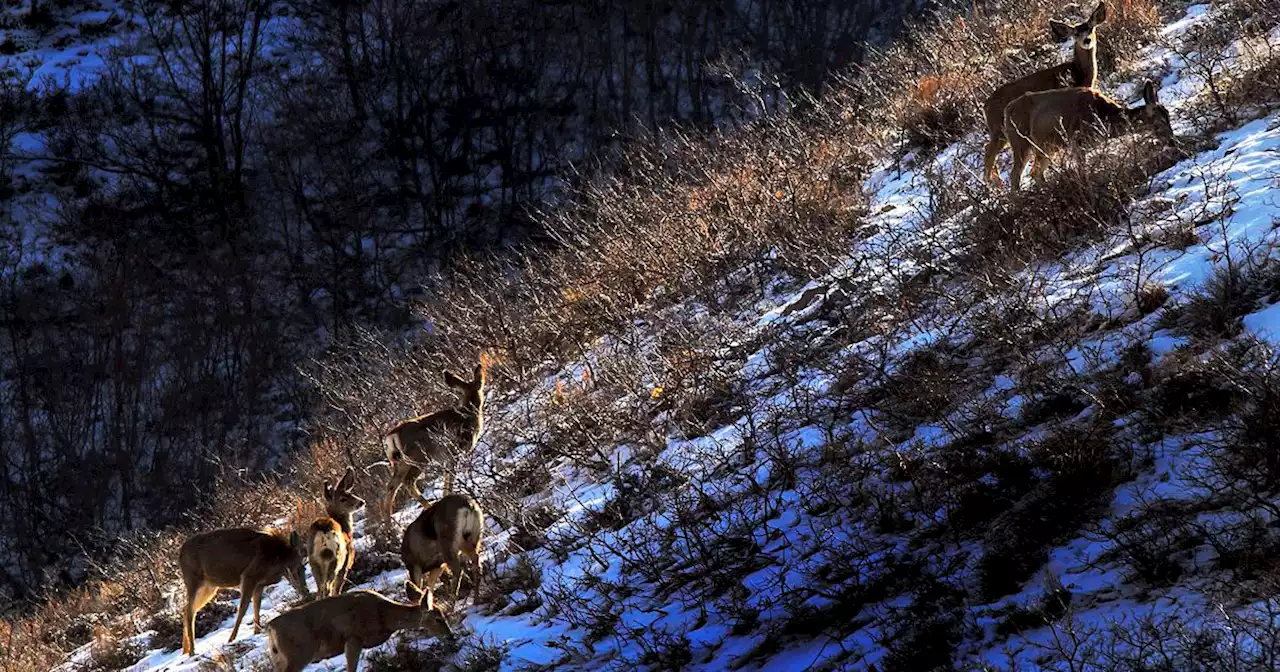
xmin=403 ymin=495 xmax=481 ymax=566
xmin=180 ymin=528 xmax=289 ymax=586
xmin=402 ymin=509 xmax=445 ymax=568
xmin=281 ymin=591 xmax=409 ymax=651
xmin=1017 ymin=88 xmax=1114 ymax=145
xmin=986 ymin=63 xmax=1076 ymax=131
xmin=388 ymin=409 xmax=473 ymax=461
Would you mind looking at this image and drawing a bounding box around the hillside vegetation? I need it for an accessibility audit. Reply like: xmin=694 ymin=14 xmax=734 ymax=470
xmin=8 ymin=0 xmax=1280 ymax=669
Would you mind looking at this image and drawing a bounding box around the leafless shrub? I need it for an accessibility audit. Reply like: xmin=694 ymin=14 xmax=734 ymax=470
xmin=365 ymin=637 xmax=455 ymax=672
xmin=1161 ymin=256 xmax=1280 ymax=341
xmin=81 ymin=627 xmax=145 ymax=672
xmin=961 ymin=140 xmax=1182 ymax=270
xmin=1171 ymin=1 xmax=1280 ymax=131
xmin=1144 ymin=344 xmax=1252 ymax=430
xmin=977 ymin=421 xmax=1131 ymax=601
xmin=1093 ymin=497 xmax=1202 ymax=588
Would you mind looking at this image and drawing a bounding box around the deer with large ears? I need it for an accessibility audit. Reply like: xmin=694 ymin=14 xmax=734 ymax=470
xmin=383 ymin=356 xmax=488 ymax=518
xmin=265 ymin=582 xmax=454 ymax=672
xmin=178 ymin=527 xmax=311 ymax=656
xmin=983 ymin=2 xmax=1110 ymax=185
xmin=1002 ymin=80 xmax=1175 ymax=191
xmin=309 ymin=467 xmax=366 ymax=599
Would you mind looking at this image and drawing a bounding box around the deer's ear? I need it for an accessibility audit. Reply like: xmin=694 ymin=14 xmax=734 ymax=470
xmin=1090 ymin=2 xmax=1109 ymax=25
xmin=443 ymin=371 xmax=466 ymax=388
xmin=323 ymin=483 xmax=332 ymax=499
xmin=337 ymin=467 xmax=355 ymax=492
xmin=1142 ymin=81 xmax=1157 ymax=104
xmin=473 ymin=363 xmax=484 ymax=381
xmin=1049 ymin=19 xmax=1073 ymax=41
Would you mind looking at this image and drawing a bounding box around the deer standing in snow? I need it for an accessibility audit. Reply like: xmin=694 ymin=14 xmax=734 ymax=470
xmin=400 ymin=494 xmax=485 ymax=610
xmin=383 ymin=357 xmax=488 ymax=517
xmin=1002 ymin=80 xmax=1174 ymax=190
xmin=309 ymin=467 xmax=365 ymax=599
xmin=983 ymin=2 xmax=1110 ymax=185
xmin=178 ymin=527 xmax=310 ymax=656
xmin=265 ymin=582 xmax=453 ymax=672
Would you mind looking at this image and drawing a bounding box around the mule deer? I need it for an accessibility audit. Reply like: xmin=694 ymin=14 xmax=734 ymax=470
xmin=1002 ymin=80 xmax=1174 ymax=191
xmin=265 ymin=582 xmax=453 ymax=672
xmin=401 ymin=494 xmax=484 ymax=610
xmin=383 ymin=358 xmax=487 ymax=517
xmin=983 ymin=2 xmax=1109 ymax=185
xmin=178 ymin=527 xmax=310 ymax=656
xmin=309 ymin=467 xmax=366 ymax=599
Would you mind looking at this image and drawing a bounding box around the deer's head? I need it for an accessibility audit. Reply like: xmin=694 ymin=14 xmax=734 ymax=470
xmin=1051 ymin=2 xmax=1108 ymax=52
xmin=323 ymin=467 xmax=366 ymax=517
xmin=443 ymin=356 xmax=488 ymax=413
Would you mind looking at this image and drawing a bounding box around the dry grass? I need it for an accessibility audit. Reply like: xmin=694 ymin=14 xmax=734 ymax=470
xmin=13 ymin=0 xmax=1243 ymax=669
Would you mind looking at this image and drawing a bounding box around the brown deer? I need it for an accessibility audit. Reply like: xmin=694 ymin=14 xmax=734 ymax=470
xmin=265 ymin=582 xmax=454 ymax=672
xmin=178 ymin=527 xmax=310 ymax=656
xmin=983 ymin=2 xmax=1110 ymax=185
xmin=1002 ymin=80 xmax=1174 ymax=191
xmin=309 ymin=467 xmax=366 ymax=599
xmin=401 ymin=494 xmax=485 ymax=610
xmin=383 ymin=357 xmax=488 ymax=517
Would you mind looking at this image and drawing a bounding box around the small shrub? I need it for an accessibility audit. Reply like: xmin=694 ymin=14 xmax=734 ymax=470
xmin=1135 ymin=282 xmax=1170 ymax=315
xmin=346 ymin=549 xmax=405 ymax=587
xmin=1096 ymin=500 xmax=1201 ymax=587
xmin=977 ymin=425 xmax=1123 ymax=601
xmin=995 ymin=580 xmax=1073 ymax=637
xmin=1146 ymin=347 xmax=1249 ymax=428
xmin=881 ymin=575 xmax=965 ymax=672
xmin=900 ymin=73 xmax=980 ymax=156
xmin=1020 ymin=387 xmax=1091 ymax=426
xmin=82 ymin=630 xmax=145 ymax=672
xmin=194 ymin=599 xmax=237 ymax=639
xmin=146 ymin=612 xmax=184 ymax=652
xmin=365 ymin=637 xmax=454 ymax=672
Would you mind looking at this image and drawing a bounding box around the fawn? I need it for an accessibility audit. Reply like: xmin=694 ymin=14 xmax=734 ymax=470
xmin=383 ymin=358 xmax=487 ymax=517
xmin=309 ymin=467 xmax=366 ymax=599
xmin=265 ymin=582 xmax=453 ymax=672
xmin=1002 ymin=80 xmax=1174 ymax=191
xmin=983 ymin=2 xmax=1110 ymax=185
xmin=401 ymin=494 xmax=484 ymax=610
xmin=178 ymin=527 xmax=310 ymax=656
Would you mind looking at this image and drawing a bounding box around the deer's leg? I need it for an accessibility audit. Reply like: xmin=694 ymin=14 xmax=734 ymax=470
xmin=984 ymin=133 xmax=1008 ymax=186
xmin=337 ymin=546 xmax=354 ymax=595
xmin=1030 ymin=153 xmax=1048 ymax=185
xmin=424 ymin=564 xmax=448 ymax=611
xmin=442 ymin=545 xmax=466 ymax=604
xmin=385 ymin=463 xmax=408 ymax=518
xmin=1009 ymin=142 xmax=1032 ymax=193
xmin=344 ymin=640 xmax=364 ymax=672
xmin=252 ymin=584 xmax=266 ymax=633
xmin=408 ymin=562 xmax=425 ymax=597
xmin=182 ymin=582 xmax=212 ymax=656
xmin=464 ymin=547 xmax=483 ymax=605
xmin=309 ymin=558 xmax=325 ymax=599
xmin=229 ymin=575 xmax=255 ymax=643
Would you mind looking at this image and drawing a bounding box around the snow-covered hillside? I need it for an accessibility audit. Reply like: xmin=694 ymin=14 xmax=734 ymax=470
xmin=46 ymin=1 xmax=1280 ymax=670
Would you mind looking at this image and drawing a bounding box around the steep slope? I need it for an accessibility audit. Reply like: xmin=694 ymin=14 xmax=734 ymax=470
xmin=45 ymin=0 xmax=1280 ymax=670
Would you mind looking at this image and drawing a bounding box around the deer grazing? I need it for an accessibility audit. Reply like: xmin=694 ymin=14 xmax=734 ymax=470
xmin=309 ymin=467 xmax=366 ymax=599
xmin=265 ymin=582 xmax=453 ymax=672
xmin=178 ymin=527 xmax=310 ymax=656
xmin=1002 ymin=80 xmax=1174 ymax=191
xmin=401 ymin=494 xmax=485 ymax=610
xmin=383 ymin=357 xmax=488 ymax=517
xmin=983 ymin=2 xmax=1110 ymax=185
